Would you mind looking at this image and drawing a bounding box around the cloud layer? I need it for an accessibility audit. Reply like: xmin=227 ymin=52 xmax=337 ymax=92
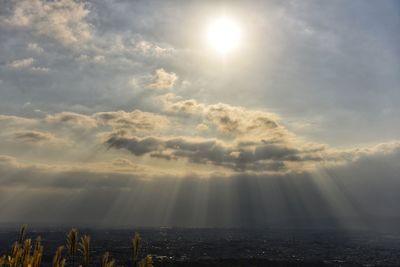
xmin=0 ymin=93 xmax=397 ymax=179
xmin=0 ymin=0 xmax=399 ymax=227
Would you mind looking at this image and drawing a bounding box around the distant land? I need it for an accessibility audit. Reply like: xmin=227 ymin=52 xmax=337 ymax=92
xmin=1 ymin=227 xmax=400 ymax=266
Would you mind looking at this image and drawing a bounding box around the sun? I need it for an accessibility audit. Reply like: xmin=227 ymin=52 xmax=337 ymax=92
xmin=207 ymin=17 xmax=241 ymax=55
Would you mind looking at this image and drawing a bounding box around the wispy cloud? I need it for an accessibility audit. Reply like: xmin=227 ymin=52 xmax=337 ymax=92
xmin=7 ymin=58 xmax=34 ymax=69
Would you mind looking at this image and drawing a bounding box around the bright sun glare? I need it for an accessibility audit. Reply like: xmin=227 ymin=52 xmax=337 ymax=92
xmin=207 ymin=17 xmax=241 ymax=55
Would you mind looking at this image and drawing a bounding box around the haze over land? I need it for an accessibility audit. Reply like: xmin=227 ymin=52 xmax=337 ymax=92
xmin=0 ymin=0 xmax=399 ymax=228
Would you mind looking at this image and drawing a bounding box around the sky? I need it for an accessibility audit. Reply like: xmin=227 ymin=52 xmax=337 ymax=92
xmin=0 ymin=0 xmax=399 ymax=228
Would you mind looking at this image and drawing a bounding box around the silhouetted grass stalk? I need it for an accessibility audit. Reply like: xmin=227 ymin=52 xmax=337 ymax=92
xmin=66 ymin=229 xmax=78 ymax=267
xmin=0 ymin=225 xmax=153 ymax=267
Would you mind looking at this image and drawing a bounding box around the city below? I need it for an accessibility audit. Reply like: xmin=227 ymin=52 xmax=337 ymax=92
xmin=1 ymin=227 xmax=400 ymax=267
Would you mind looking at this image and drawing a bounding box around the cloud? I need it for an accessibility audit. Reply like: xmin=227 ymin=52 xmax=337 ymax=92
xmin=0 ymin=0 xmax=398 ymax=228
xmin=162 ymin=94 xmax=205 ymax=114
xmin=27 ymin=43 xmax=43 ymax=53
xmin=6 ymin=57 xmax=49 ymax=72
xmin=1 ymin=98 xmax=400 ymax=228
xmin=105 ymin=134 xmax=327 ymax=174
xmin=1 ymin=95 xmax=400 ymax=177
xmin=0 ymin=154 xmax=143 ymax=190
xmin=0 ymin=96 xmax=366 ymax=176
xmin=205 ymin=104 xmax=281 ymax=139
xmin=12 ymin=130 xmax=64 ymax=144
xmin=104 ymin=94 xmax=399 ymax=175
xmin=44 ymin=112 xmax=98 ymax=128
xmin=1 ymin=0 xmax=92 ymax=46
xmin=2 ymin=147 xmax=400 ymax=228
xmin=7 ymin=57 xmax=34 ymax=69
xmin=161 ymin=94 xmax=286 ymax=140
xmin=148 ymin=68 xmax=178 ymax=90
xmin=43 ymin=110 xmax=169 ymax=134
xmin=93 ymin=34 xmax=175 ymax=58
xmin=0 ymin=154 xmax=180 ymax=191
xmin=94 ymin=110 xmax=170 ymax=135
xmin=134 ymin=40 xmax=171 ymax=57
xmin=31 ymin=66 xmax=50 ymax=73
xmin=196 ymin=123 xmax=209 ymax=132
xmin=0 ymin=115 xmax=37 ymax=125
xmin=76 ymin=54 xmax=105 ymax=64
xmin=0 ymin=155 xmax=17 ymax=165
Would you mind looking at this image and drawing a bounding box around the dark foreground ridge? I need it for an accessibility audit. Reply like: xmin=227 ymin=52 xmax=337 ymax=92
xmin=1 ymin=226 xmax=400 ymax=266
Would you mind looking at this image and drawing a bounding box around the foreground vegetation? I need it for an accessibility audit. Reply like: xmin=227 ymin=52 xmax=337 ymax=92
xmin=0 ymin=225 xmax=152 ymax=267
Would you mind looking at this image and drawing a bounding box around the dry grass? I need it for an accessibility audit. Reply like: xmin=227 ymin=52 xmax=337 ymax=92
xmin=79 ymin=235 xmax=90 ymax=267
xmin=0 ymin=234 xmax=43 ymax=267
xmin=101 ymin=252 xmax=115 ymax=267
xmin=53 ymin=246 xmax=66 ymax=267
xmin=132 ymin=232 xmax=141 ymax=266
xmin=66 ymin=229 xmax=78 ymax=267
xmin=138 ymin=256 xmax=153 ymax=267
xmin=0 ymin=225 xmax=153 ymax=267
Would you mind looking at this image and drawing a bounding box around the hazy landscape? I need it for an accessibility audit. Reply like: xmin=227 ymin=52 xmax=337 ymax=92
xmin=2 ymin=225 xmax=400 ymax=266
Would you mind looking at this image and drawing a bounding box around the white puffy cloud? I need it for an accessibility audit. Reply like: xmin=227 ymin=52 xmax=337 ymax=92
xmin=148 ymin=68 xmax=178 ymax=90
